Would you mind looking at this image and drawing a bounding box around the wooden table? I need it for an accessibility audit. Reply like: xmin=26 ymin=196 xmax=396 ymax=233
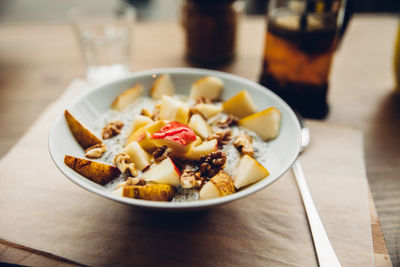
xmin=0 ymin=15 xmax=397 ymax=266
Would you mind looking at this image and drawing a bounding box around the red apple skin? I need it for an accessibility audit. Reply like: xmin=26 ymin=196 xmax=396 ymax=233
xmin=171 ymin=158 xmax=181 ymax=176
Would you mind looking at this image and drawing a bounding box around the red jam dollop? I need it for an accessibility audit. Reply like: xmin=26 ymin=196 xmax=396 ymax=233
xmin=151 ymin=121 xmax=196 ymax=146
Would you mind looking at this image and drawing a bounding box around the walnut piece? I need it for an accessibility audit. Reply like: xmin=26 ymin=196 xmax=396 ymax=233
xmin=200 ymin=151 xmax=227 ymax=178
xmin=234 ymin=134 xmax=254 ymax=157
xmin=180 ymin=169 xmax=204 ymax=189
xmin=102 ymin=120 xmax=124 ymax=139
xmin=113 ymin=153 xmax=138 ymax=177
xmin=152 ymin=146 xmax=171 ymax=163
xmin=217 ymin=115 xmax=238 ymax=128
xmin=115 ymin=177 xmax=146 ymax=190
xmin=85 ymin=143 xmax=107 ymax=159
xmin=207 ymin=130 xmax=232 ymax=148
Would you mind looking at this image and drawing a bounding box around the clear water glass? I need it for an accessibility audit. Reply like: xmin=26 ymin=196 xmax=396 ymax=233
xmin=70 ymin=3 xmax=136 ymax=84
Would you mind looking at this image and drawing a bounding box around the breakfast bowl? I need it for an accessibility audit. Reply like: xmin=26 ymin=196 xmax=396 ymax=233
xmin=49 ymin=68 xmax=301 ymax=211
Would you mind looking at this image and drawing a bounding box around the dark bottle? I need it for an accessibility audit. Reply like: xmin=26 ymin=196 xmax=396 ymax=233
xmin=181 ymin=0 xmax=243 ymax=67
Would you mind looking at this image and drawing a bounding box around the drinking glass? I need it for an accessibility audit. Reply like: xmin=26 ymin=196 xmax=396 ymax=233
xmin=259 ymin=0 xmax=345 ymax=119
xmin=70 ymin=3 xmax=136 ymax=84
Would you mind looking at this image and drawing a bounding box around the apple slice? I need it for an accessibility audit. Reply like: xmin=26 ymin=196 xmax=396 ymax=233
xmin=111 ymin=84 xmax=143 ymax=111
xmin=142 ymin=157 xmax=181 ymax=186
xmin=64 ymin=155 xmax=120 ymax=185
xmin=64 ymin=110 xmax=102 ymax=149
xmin=233 ymin=155 xmax=269 ymax=189
xmin=223 ymin=90 xmax=257 ymax=118
xmin=239 ymin=107 xmax=281 ymax=141
xmin=188 ymin=114 xmax=212 ymax=140
xmin=114 ymin=184 xmax=175 ymax=201
xmin=150 ymin=74 xmax=175 ymax=99
xmin=199 ymin=171 xmax=235 ymax=200
xmin=189 ymin=76 xmax=224 ymax=100
xmin=159 ymin=95 xmax=190 ymax=124
xmin=194 ymin=103 xmax=223 ymax=119
xmin=184 ymin=139 xmax=218 ymax=161
xmin=127 ymin=115 xmax=153 ymax=137
xmin=123 ymin=141 xmax=152 ymax=170
xmin=150 ymin=121 xmax=197 ymax=154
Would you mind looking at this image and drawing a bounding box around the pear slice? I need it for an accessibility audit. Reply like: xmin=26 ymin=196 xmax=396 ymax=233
xmin=188 ymin=114 xmax=212 ymax=140
xmin=189 ymin=76 xmax=224 ymax=100
xmin=150 ymin=74 xmax=175 ymax=99
xmin=64 ymin=155 xmax=120 ymax=185
xmin=123 ymin=141 xmax=152 ymax=170
xmin=239 ymin=107 xmax=281 ymax=141
xmin=194 ymin=103 xmax=223 ymax=119
xmin=142 ymin=157 xmax=181 ymax=186
xmin=114 ymin=184 xmax=175 ymax=202
xmin=126 ymin=120 xmax=167 ymax=151
xmin=184 ymin=139 xmax=218 ymax=161
xmin=64 ymin=110 xmax=102 ymax=149
xmin=199 ymin=171 xmax=235 ymax=200
xmin=223 ymin=90 xmax=257 ymax=118
xmin=233 ymin=155 xmax=269 ymax=189
xmin=159 ymin=95 xmax=190 ymax=124
xmin=127 ymin=115 xmax=153 ymax=137
xmin=111 ymin=84 xmax=143 ymax=111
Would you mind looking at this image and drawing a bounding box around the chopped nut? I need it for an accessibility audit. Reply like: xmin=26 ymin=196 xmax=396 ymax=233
xmin=152 ymin=146 xmax=171 ymax=163
xmin=200 ymin=151 xmax=227 ymax=178
xmin=115 ymin=177 xmax=146 ymax=190
xmin=113 ymin=153 xmax=138 ymax=177
xmin=234 ymin=134 xmax=255 ymax=157
xmin=84 ymin=143 xmax=107 ymax=159
xmin=152 ymin=104 xmax=161 ymax=121
xmin=217 ymin=115 xmax=238 ymax=128
xmin=140 ymin=108 xmax=153 ymax=118
xmin=180 ymin=169 xmax=204 ymax=189
xmin=102 ymin=120 xmax=124 ymax=139
xmin=126 ymin=176 xmax=146 ymax=186
xmin=195 ymin=96 xmax=212 ymax=104
xmin=207 ymin=130 xmax=232 ymax=148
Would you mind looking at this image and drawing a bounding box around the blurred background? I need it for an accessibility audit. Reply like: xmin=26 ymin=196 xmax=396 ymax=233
xmin=0 ymin=0 xmax=398 ymax=23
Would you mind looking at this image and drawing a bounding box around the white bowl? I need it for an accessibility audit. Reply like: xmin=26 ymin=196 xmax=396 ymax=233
xmin=49 ymin=68 xmax=301 ymax=211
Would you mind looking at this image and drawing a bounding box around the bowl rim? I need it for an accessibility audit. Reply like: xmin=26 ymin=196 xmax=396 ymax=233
xmin=48 ymin=67 xmax=301 ymax=210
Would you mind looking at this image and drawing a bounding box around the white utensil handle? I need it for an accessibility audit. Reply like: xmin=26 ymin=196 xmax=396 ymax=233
xmin=292 ymin=159 xmax=342 ymax=267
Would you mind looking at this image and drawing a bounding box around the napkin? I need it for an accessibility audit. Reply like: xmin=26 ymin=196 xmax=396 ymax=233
xmin=0 ymin=80 xmax=374 ymax=266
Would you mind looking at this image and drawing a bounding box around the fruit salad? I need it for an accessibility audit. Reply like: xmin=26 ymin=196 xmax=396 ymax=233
xmin=63 ymin=74 xmax=281 ymax=202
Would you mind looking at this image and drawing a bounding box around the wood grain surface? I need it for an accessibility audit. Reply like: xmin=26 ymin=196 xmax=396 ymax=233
xmin=0 ymin=15 xmax=397 ymax=266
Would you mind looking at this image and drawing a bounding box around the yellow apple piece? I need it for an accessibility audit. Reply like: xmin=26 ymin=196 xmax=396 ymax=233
xmin=239 ymin=107 xmax=281 ymax=141
xmin=150 ymin=74 xmax=175 ymax=99
xmin=126 ymin=120 xmax=167 ymax=151
xmin=184 ymin=139 xmax=218 ymax=161
xmin=114 ymin=184 xmax=175 ymax=202
xmin=123 ymin=141 xmax=152 ymax=170
xmin=127 ymin=115 xmax=153 ymax=137
xmin=64 ymin=155 xmax=120 ymax=185
xmin=64 ymin=110 xmax=102 ymax=150
xmin=142 ymin=157 xmax=181 ymax=186
xmin=223 ymin=90 xmax=257 ymax=118
xmin=233 ymin=155 xmax=269 ymax=189
xmin=199 ymin=171 xmax=235 ymax=200
xmin=188 ymin=114 xmax=212 ymax=140
xmin=111 ymin=83 xmax=143 ymax=111
xmin=159 ymin=95 xmax=190 ymax=124
xmin=189 ymin=76 xmax=224 ymax=100
xmin=194 ymin=103 xmax=223 ymax=119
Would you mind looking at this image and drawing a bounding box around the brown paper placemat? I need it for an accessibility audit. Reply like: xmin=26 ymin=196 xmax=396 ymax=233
xmin=0 ymin=80 xmax=374 ymax=266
